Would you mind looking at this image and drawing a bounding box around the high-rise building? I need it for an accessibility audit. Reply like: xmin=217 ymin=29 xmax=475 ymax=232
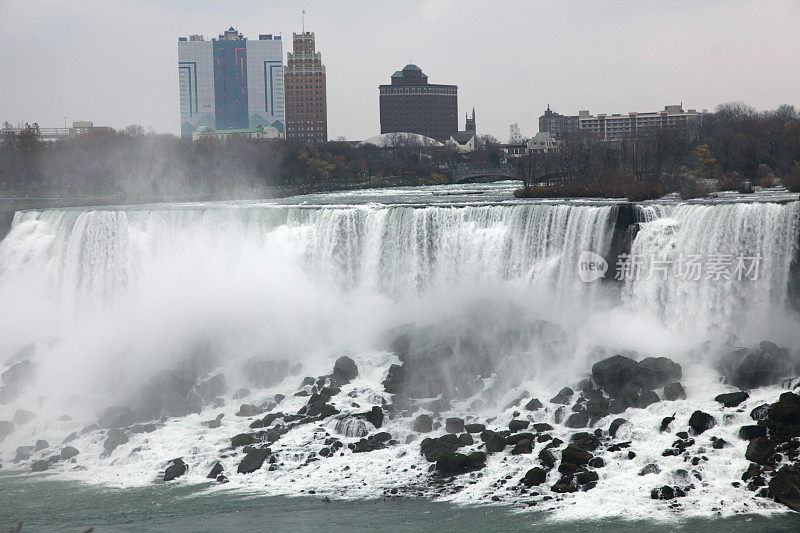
xmin=538 ymin=105 xmax=579 ymax=140
xmin=284 ymin=31 xmax=327 ymax=143
xmin=178 ymin=28 xmax=285 ymax=139
xmin=577 ymin=105 xmax=701 ymax=141
xmin=379 ymin=64 xmax=457 ymax=142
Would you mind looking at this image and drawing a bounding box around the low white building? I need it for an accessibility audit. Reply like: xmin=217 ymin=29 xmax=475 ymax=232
xmin=527 ymin=132 xmax=558 ymax=152
xmin=192 ymin=125 xmax=281 ymax=141
xmin=509 ymin=123 xmax=525 ymax=145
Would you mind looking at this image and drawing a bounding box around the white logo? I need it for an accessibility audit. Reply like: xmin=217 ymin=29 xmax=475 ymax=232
xmin=578 ymin=251 xmax=608 ymax=282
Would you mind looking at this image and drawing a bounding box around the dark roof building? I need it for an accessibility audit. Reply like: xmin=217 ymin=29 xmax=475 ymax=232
xmin=379 ymin=64 xmax=458 ymax=142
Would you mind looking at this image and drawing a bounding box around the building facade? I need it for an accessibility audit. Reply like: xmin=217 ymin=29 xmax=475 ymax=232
xmin=178 ymin=28 xmax=285 ymax=139
xmin=538 ymin=105 xmax=579 ymax=140
xmin=379 ymin=64 xmax=457 ymax=142
xmin=509 ymin=123 xmax=525 ymax=144
xmin=284 ymin=31 xmax=327 ymax=143
xmin=577 ymin=105 xmax=701 ymax=141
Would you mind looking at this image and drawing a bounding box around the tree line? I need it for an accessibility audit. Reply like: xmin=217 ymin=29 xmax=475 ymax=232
xmin=515 ymin=102 xmax=800 ymax=200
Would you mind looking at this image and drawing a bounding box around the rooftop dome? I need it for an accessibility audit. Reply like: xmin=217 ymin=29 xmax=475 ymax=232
xmin=403 ymin=64 xmax=422 ymax=71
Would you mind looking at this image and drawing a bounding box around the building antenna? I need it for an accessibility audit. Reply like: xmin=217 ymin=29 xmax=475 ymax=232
xmin=302 ymin=9 xmax=305 ymax=33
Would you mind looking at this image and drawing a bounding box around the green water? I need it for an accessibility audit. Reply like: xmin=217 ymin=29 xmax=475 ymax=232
xmin=1 ymin=472 xmax=799 ymax=532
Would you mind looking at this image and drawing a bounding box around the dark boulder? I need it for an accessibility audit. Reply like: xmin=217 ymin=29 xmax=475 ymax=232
xmin=688 ymin=411 xmax=715 ymax=434
xmin=163 ymin=458 xmax=187 ymax=481
xmin=651 ymin=485 xmax=686 ymax=500
xmin=561 ymin=445 xmax=592 ymax=465
xmin=550 ymin=387 xmax=574 ymax=405
xmin=382 ymin=363 xmax=405 ymax=395
xmin=207 ymin=461 xmax=223 ymax=479
xmin=363 ymin=406 xmax=384 ymax=429
xmin=511 ymin=439 xmax=533 ymax=455
xmin=552 ymin=475 xmax=578 ymax=493
xmin=413 ymin=414 xmax=433 ymax=433
xmin=576 ymin=471 xmax=599 ymax=485
xmin=421 ymin=434 xmax=461 ymax=462
xmin=631 ymin=357 xmax=682 ymax=391
xmin=539 ymin=448 xmax=557 ymax=468
xmin=745 ymin=437 xmax=775 ymax=465
xmin=352 ymin=432 xmax=393 ymax=453
xmin=195 ymin=373 xmax=227 ymax=403
xmin=445 ymin=417 xmax=465 ymax=434
xmin=508 ymin=419 xmax=530 ymax=432
xmin=739 ymin=425 xmax=768 ymax=440
xmin=435 ymin=451 xmax=486 ymax=476
xmin=521 ymin=467 xmax=547 ymax=486
xmin=34 ymin=439 xmax=48 ymax=451
xmin=750 ymin=404 xmax=771 ymax=421
xmin=769 ymin=465 xmax=800 ymax=512
xmin=585 ymin=397 xmax=610 ymax=418
xmin=60 ymin=446 xmax=79 ymax=460
xmin=765 ymin=392 xmax=800 ymax=438
xmin=237 ymin=448 xmax=271 ymax=474
xmin=663 ymin=382 xmax=687 ymax=401
xmin=571 ymin=432 xmax=600 ymax=452
xmin=660 ymin=415 xmax=675 ymax=432
xmin=565 ymin=413 xmax=589 ymax=428
xmin=333 ymin=356 xmax=359 ymax=382
xmin=103 ymin=429 xmax=128 ymax=454
xmin=609 ymin=418 xmax=627 ymax=438
xmin=533 ymin=423 xmax=554 ymax=432
xmin=639 ymin=463 xmax=661 ymax=476
xmin=231 ymin=433 xmax=258 ymax=448
xmin=236 ymin=404 xmax=264 ymax=417
xmin=718 ymin=342 xmax=796 ymax=389
xmin=525 ymin=398 xmax=543 ymax=411
xmin=635 ymin=390 xmax=660 ymax=409
xmin=30 ymin=460 xmax=49 ymax=473
xmin=480 ymin=430 xmax=507 ymax=453
xmin=1 ymin=360 xmax=37 ymax=388
xmin=465 ymin=423 xmax=485 ymax=434
xmin=715 ymin=391 xmax=749 ymax=408
xmin=591 ymin=355 xmax=638 ymax=395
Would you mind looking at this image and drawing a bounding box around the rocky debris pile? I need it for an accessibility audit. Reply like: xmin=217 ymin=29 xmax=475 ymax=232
xmin=717 ymin=341 xmax=797 ymax=389
xmin=737 ymin=391 xmax=800 ymax=510
xmin=435 ymin=451 xmax=486 ymax=476
xmin=590 ymin=355 xmax=683 ymax=415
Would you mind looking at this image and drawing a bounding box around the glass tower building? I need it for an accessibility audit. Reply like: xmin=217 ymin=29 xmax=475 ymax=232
xmin=178 ymin=28 xmax=285 ymax=139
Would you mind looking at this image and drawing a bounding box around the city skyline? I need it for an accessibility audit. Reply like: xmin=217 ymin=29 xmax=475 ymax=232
xmin=2 ymin=0 xmax=800 ymax=141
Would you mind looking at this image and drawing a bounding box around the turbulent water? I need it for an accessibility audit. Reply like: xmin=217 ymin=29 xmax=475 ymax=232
xmin=1 ymin=184 xmax=799 ymax=525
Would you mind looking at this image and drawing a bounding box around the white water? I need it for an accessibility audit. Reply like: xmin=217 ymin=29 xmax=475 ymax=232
xmin=0 ymin=193 xmax=799 ymax=520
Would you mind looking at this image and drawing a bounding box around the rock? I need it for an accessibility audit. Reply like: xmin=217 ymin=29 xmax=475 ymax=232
xmin=1 ymin=360 xmax=37 ymax=388
xmin=585 ymin=397 xmax=610 ymax=418
xmin=608 ymin=418 xmax=627 ymax=438
xmin=163 ymin=458 xmax=187 ymax=481
xmin=565 ymin=413 xmax=589 ymax=429
xmin=30 ymin=460 xmax=49 ymax=472
xmin=765 ymin=392 xmax=800 ymax=438
xmin=663 ymin=382 xmax=687 ymax=401
xmin=592 ymin=355 xmax=638 ymax=395
xmin=363 ymin=406 xmax=384 ymax=429
xmin=660 ymin=415 xmax=675 ymax=432
xmin=533 ymin=423 xmax=554 ymax=432
xmin=651 ymin=485 xmax=686 ymax=500
xmin=231 ymin=433 xmax=258 ymax=448
xmin=12 ymin=410 xmax=35 ymax=425
xmin=60 ymin=446 xmax=79 ymax=460
xmin=552 ymin=476 xmax=578 ymax=493
xmin=639 ymin=463 xmax=661 ymax=476
xmin=576 ymin=471 xmax=599 ymax=485
xmin=334 ymin=417 xmax=370 ymax=438
xmin=196 ymin=373 xmax=227 ymax=403
xmin=769 ymin=465 xmax=800 ymax=512
xmin=480 ymin=430 xmax=507 ymax=453
xmin=711 ymin=436 xmax=727 ymax=449
xmin=508 ymin=419 xmax=530 ymax=432
xmin=688 ymin=411 xmax=715 ymax=434
xmin=521 ymin=467 xmax=548 ymax=486
xmin=236 ymin=404 xmax=264 ymax=417
xmin=715 ymin=391 xmax=749 ymax=408
xmin=739 ymin=425 xmax=768 ymax=440
xmin=561 ymin=445 xmax=592 ymax=465
xmin=465 ymin=423 xmax=485 ymax=433
xmin=636 ymin=390 xmax=660 ymax=409
xmin=445 ymin=417 xmax=465 ymax=433
xmin=413 ymin=414 xmax=433 ymax=433
xmin=550 ymin=387 xmax=574 ymax=404
xmin=458 ymin=433 xmax=474 ymax=446
xmin=511 ymin=439 xmax=533 ymax=455
xmin=232 ymin=388 xmax=251 ymax=399
xmin=207 ymin=461 xmax=223 ymax=479
xmin=746 ymin=437 xmax=775 ymax=465
xmin=631 ymin=357 xmax=682 ymax=390
xmin=435 ymin=451 xmax=486 ymax=476
xmin=718 ymin=342 xmax=796 ymax=389
xmin=525 ymin=398 xmax=543 ymax=411
xmin=421 ymin=434 xmax=461 ymax=462
xmin=588 ymin=457 xmax=605 ymax=468
xmin=570 ymin=432 xmax=600 ymax=452
xmin=103 ymin=429 xmax=128 ymax=454
xmin=242 ymin=358 xmax=298 ymax=389
xmin=333 ymin=356 xmax=358 ymax=382
xmin=539 ymin=448 xmax=557 ymax=468
xmin=238 ymin=448 xmax=271 ymax=474
xmin=34 ymin=439 xmax=48 ymax=451
xmin=0 ymin=420 xmax=14 ymax=442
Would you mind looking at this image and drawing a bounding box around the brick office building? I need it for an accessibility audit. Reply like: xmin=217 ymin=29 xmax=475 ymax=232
xmin=285 ymin=31 xmax=327 ymax=142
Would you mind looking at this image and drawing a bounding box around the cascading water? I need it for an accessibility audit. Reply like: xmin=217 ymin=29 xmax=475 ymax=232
xmin=1 ymin=193 xmax=799 ymax=520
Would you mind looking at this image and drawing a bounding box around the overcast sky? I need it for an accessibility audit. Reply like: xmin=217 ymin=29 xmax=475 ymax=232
xmin=2 ymin=0 xmax=799 ymax=141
